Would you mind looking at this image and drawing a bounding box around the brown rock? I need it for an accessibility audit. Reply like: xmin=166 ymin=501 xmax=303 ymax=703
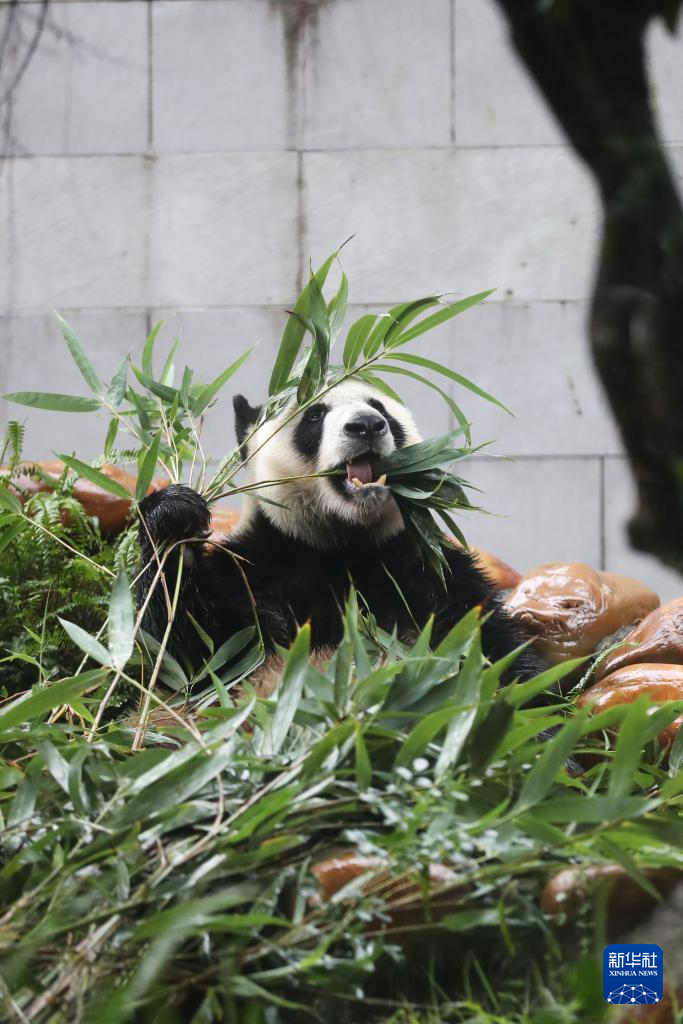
xmin=504 ymin=563 xmax=659 ymax=663
xmin=208 ymin=506 xmax=241 ymax=539
xmin=2 ymin=460 xmax=167 ymax=536
xmin=311 ymin=851 xmax=388 ymax=901
xmin=471 ymin=547 xmax=522 ymax=591
xmin=542 ymin=864 xmax=683 ymax=935
xmin=596 ymin=598 xmax=683 ymax=680
xmin=311 ymin=850 xmax=457 ymax=901
xmin=310 ymin=849 xmax=461 ymax=932
xmin=451 ymin=540 xmax=522 ymax=591
xmin=578 ymin=663 xmax=683 ymax=750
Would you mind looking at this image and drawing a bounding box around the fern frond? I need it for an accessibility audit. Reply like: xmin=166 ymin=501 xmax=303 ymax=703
xmin=0 ymin=421 xmax=25 ymax=468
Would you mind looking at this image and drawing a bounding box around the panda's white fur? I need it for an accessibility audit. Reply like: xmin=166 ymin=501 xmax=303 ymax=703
xmin=236 ymin=380 xmax=421 ymax=547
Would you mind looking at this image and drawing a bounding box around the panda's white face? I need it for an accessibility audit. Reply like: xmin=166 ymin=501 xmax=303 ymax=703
xmin=235 ymin=381 xmax=421 ymax=546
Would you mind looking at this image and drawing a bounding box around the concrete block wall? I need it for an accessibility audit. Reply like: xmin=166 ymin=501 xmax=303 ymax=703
xmin=1 ymin=0 xmax=682 ymax=598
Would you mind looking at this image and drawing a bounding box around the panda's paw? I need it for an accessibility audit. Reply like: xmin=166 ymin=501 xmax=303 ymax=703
xmin=139 ymin=484 xmax=211 ymax=543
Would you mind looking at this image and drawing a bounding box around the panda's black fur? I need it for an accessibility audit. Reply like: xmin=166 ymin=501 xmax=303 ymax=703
xmin=139 ymin=381 xmax=544 ymax=684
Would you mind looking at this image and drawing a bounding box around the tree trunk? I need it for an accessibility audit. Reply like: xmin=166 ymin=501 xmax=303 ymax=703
xmin=495 ymin=0 xmax=683 ymax=572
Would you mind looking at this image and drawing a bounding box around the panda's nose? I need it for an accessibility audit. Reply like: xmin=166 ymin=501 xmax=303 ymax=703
xmin=344 ymin=413 xmax=388 ymax=438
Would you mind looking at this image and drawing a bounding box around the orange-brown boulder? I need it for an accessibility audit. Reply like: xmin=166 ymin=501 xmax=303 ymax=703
xmin=308 ymin=850 xmax=470 ymax=962
xmin=309 ymin=849 xmax=463 ymax=939
xmin=471 ymin=547 xmax=522 ymax=591
xmin=578 ymin=663 xmax=683 ymax=749
xmin=208 ymin=506 xmax=241 ymax=539
xmin=504 ymin=563 xmax=659 ymax=664
xmin=311 ymin=850 xmax=457 ymax=903
xmin=596 ymin=598 xmax=683 ymax=680
xmin=2 ymin=460 xmax=168 ymax=536
xmin=311 ymin=851 xmax=388 ymax=902
xmin=451 ymin=540 xmax=521 ymax=591
xmin=542 ymin=864 xmax=683 ymax=935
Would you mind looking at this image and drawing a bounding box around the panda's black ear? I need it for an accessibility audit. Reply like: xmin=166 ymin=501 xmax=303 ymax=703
xmin=233 ymin=394 xmax=262 ymax=446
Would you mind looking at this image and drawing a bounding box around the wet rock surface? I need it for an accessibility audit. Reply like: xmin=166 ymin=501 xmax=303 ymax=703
xmin=542 ymin=864 xmax=683 ymax=935
xmin=309 ymin=849 xmax=462 ymax=939
xmin=504 ymin=562 xmax=660 ymax=663
xmin=578 ymin=663 xmax=683 ymax=749
xmin=596 ymin=598 xmax=683 ymax=680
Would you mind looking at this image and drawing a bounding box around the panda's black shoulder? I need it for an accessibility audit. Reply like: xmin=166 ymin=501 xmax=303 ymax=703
xmin=220 ymin=509 xmax=330 ymax=577
xmin=379 ymin=531 xmax=497 ymax=595
xmin=442 ymin=542 xmax=500 ymax=596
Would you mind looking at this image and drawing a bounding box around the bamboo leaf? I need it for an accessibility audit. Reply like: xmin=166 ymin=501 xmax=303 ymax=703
xmin=108 ymin=574 xmax=134 ymax=671
xmin=270 ymin=625 xmax=311 ymax=754
xmin=386 ymin=351 xmax=511 ymax=413
xmin=387 ymin=289 xmax=495 ymax=347
xmin=140 ymin=630 xmax=190 ymax=691
xmin=142 ymin=321 xmax=163 ymax=377
xmin=469 ymin=700 xmax=515 ymax=772
xmin=296 ymin=274 xmax=331 ymax=406
xmin=354 ymin=370 xmax=405 ymax=404
xmin=503 ymin=658 xmax=587 ymax=706
xmin=130 ymin=364 xmax=179 ymax=403
xmin=533 ymin=794 xmax=649 ymax=823
xmin=135 ymin=433 xmax=162 ymax=503
xmin=327 ymin=271 xmax=348 ymax=345
xmin=193 ymin=626 xmax=256 ymax=683
xmin=0 ymin=669 xmax=109 ymax=732
xmin=56 ymin=314 xmax=102 ymax=395
xmin=57 ymin=455 xmax=133 ymax=501
xmin=435 ymin=632 xmax=483 ymax=777
xmin=269 ymin=253 xmax=336 ymax=395
xmin=105 ymin=357 xmax=128 ymax=408
xmin=114 ymin=744 xmax=239 ymax=827
xmin=355 ymin=725 xmax=371 ymax=791
xmin=0 ymin=485 xmax=23 ymax=515
xmin=5 ymin=392 xmax=101 ymax=413
xmin=668 ymin=719 xmax=683 ymax=775
xmin=374 ymin=432 xmax=471 ymax=477
xmin=395 ymin=702 xmax=464 ymax=768
xmin=124 ymin=706 xmax=255 ymax=796
xmin=513 ymin=708 xmax=588 ymax=812
xmin=363 ymin=313 xmax=396 ymax=358
xmin=343 ymin=314 xmax=377 ymax=369
xmin=609 ymin=695 xmax=650 ymax=798
xmin=374 ymin=363 xmax=472 ymax=443
xmin=382 ymin=296 xmax=442 ymax=347
xmin=103 ymin=417 xmax=119 ymax=458
xmin=192 ymin=348 xmax=253 ymax=416
xmin=59 ymin=618 xmax=111 ymax=666
xmin=36 ymin=740 xmax=70 ymax=794
xmin=160 ymin=339 xmax=180 ymax=386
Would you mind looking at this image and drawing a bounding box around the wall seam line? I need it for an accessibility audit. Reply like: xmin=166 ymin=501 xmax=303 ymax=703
xmin=449 ymin=0 xmax=456 ymax=145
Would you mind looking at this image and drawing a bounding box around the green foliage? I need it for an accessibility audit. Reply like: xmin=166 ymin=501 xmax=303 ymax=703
xmin=2 ymin=256 xmax=682 ymax=1021
xmin=0 ymin=460 xmax=136 ymax=698
xmin=1 ymin=604 xmax=683 ymax=1022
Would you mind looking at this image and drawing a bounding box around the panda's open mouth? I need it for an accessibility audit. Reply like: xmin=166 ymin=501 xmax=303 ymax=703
xmin=332 ymin=455 xmax=388 ymax=498
xmin=346 ymin=458 xmax=387 ymax=489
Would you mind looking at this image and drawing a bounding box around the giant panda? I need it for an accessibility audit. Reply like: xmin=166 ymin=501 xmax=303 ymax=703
xmin=138 ymin=380 xmax=544 ymax=688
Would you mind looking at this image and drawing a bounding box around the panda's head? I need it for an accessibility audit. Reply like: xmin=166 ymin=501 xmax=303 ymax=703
xmin=233 ymin=380 xmax=421 ymax=546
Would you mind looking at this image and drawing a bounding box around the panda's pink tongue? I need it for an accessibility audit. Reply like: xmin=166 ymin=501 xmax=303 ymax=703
xmin=346 ymin=459 xmax=373 ymax=485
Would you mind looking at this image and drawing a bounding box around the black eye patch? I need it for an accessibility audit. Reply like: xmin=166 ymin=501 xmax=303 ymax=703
xmin=368 ymin=397 xmax=406 ymax=448
xmin=294 ymin=403 xmax=328 ymax=458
